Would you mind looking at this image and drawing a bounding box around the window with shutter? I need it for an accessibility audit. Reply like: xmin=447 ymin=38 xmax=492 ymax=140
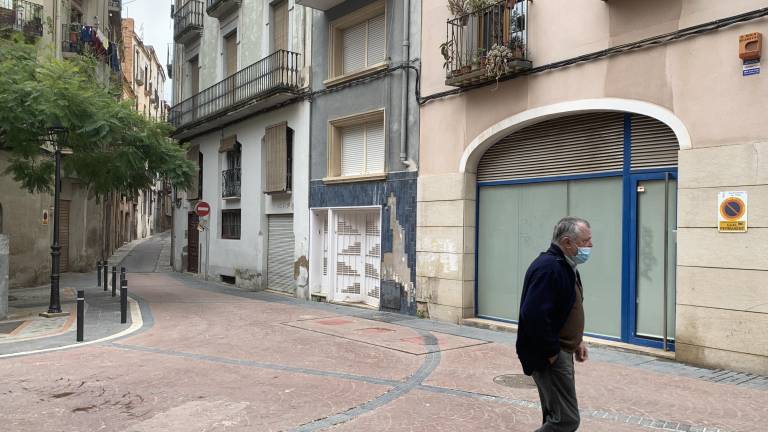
xmin=328 ymin=1 xmax=386 ymax=80
xmin=264 ymin=122 xmax=293 ymax=194
xmin=186 ymin=146 xmax=200 ymax=199
xmin=329 ymin=110 xmax=386 ymax=179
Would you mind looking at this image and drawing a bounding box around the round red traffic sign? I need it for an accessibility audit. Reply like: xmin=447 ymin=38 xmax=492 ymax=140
xmin=194 ymin=201 xmax=210 ymax=217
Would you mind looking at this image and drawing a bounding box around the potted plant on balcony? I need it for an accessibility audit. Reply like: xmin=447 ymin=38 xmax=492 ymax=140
xmin=485 ymin=43 xmax=513 ymax=82
xmin=468 ymin=0 xmax=496 ymax=13
xmin=440 ymin=39 xmax=455 ymax=78
xmin=471 ymin=48 xmax=486 ymax=71
xmin=447 ymin=0 xmax=470 ymax=25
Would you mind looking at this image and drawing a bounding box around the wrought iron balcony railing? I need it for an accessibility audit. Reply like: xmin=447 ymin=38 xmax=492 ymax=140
xmin=0 ymin=0 xmax=43 ymax=38
xmin=170 ymin=49 xmax=302 ymax=129
xmin=61 ymin=24 xmax=113 ymax=62
xmin=222 ymin=168 xmax=241 ymax=198
xmin=173 ymin=0 xmax=204 ymax=44
xmin=443 ymin=0 xmax=531 ymax=88
xmin=206 ymin=0 xmax=240 ymax=19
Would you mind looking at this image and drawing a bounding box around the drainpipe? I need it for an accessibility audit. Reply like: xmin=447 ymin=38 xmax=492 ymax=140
xmin=400 ymin=0 xmax=413 ymax=169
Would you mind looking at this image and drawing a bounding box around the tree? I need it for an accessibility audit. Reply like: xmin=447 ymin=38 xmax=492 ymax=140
xmin=0 ymin=35 xmax=194 ymax=198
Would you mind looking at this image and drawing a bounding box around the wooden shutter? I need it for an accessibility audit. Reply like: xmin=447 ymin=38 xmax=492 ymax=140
xmin=367 ymin=14 xmax=386 ymax=65
xmin=477 ymin=112 xmax=625 ymax=182
xmin=341 ymin=124 xmax=365 ymax=176
xmin=342 ymin=21 xmax=366 ymax=74
xmin=189 ymin=56 xmax=199 ymax=95
xmin=365 ymin=120 xmax=385 ymax=173
xmin=219 ymin=135 xmax=237 ymax=153
xmin=631 ymin=114 xmax=678 ymax=170
xmin=225 ymin=31 xmax=238 ymax=77
xmin=186 ymin=146 xmax=200 ymax=199
xmin=267 ymin=214 xmax=295 ymax=293
xmin=264 ymin=122 xmax=288 ymax=193
xmin=272 ymin=0 xmax=289 ymax=52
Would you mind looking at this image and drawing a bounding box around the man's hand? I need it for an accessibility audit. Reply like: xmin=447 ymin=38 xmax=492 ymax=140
xmin=548 ymin=354 xmax=558 ymax=365
xmin=575 ymin=342 xmax=588 ymax=363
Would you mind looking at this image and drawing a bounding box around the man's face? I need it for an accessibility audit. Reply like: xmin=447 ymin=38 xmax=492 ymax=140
xmin=562 ymin=224 xmax=593 ymax=257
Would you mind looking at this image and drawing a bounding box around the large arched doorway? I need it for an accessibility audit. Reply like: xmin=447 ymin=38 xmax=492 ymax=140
xmin=474 ymin=110 xmax=680 ymax=349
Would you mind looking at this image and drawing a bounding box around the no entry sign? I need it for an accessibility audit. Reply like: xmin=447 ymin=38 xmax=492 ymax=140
xmin=194 ymin=201 xmax=211 ymax=217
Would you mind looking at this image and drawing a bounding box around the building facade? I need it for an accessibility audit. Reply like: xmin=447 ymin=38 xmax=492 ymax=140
xmin=418 ymin=0 xmax=768 ymax=374
xmin=301 ymin=0 xmax=421 ymax=313
xmin=0 ymin=0 xmax=121 ymax=287
xmin=170 ymin=0 xmax=312 ymax=294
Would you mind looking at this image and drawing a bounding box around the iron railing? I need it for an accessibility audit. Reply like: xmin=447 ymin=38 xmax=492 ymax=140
xmin=173 ymin=0 xmax=204 ymax=42
xmin=444 ymin=0 xmax=529 ymax=83
xmin=170 ymin=49 xmax=302 ymax=128
xmin=0 ymin=0 xmax=43 ymax=38
xmin=108 ymin=0 xmax=121 ymax=10
xmin=61 ymin=24 xmax=107 ymax=58
xmin=222 ymin=168 xmax=241 ymax=198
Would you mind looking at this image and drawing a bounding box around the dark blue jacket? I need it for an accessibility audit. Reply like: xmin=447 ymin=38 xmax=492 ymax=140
xmin=516 ymin=243 xmax=578 ymax=376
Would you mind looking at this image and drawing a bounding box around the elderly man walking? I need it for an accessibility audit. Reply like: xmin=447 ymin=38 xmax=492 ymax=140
xmin=516 ymin=217 xmax=593 ymax=431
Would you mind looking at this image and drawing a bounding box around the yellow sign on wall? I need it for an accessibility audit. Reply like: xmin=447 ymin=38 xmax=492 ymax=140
xmin=718 ymin=191 xmax=748 ymax=232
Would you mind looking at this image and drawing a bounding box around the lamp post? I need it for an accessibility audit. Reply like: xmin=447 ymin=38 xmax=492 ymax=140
xmin=40 ymin=124 xmax=71 ymax=317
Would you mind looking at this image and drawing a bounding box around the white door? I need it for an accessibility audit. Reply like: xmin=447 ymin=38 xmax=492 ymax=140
xmin=333 ymin=209 xmax=380 ymax=308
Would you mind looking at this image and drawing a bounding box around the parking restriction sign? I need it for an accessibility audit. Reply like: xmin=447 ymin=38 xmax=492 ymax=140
xmin=718 ymin=191 xmax=748 ymax=232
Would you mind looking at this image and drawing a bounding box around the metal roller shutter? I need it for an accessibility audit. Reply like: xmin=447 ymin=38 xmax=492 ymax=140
xmin=477 ymin=112 xmax=625 ymax=182
xmin=267 ymin=214 xmax=295 ymax=294
xmin=342 ymin=21 xmax=366 ymax=74
xmin=341 ymin=124 xmax=365 ymax=176
xmin=631 ymin=114 xmax=678 ymax=170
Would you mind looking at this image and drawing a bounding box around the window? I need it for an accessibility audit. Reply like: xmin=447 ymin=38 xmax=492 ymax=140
xmin=221 ymin=209 xmax=241 ymax=239
xmin=328 ymin=1 xmax=386 ymax=81
xmin=327 ymin=110 xmax=385 ymax=179
xmin=264 ymin=123 xmax=293 ymax=194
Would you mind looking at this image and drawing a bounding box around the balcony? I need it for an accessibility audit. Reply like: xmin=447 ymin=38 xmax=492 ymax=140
xmin=61 ymin=24 xmax=112 ymax=61
xmin=443 ymin=0 xmax=531 ymax=88
xmin=170 ymin=49 xmax=303 ymax=137
xmin=222 ymin=168 xmax=241 ymax=198
xmin=206 ymin=0 xmax=240 ymax=19
xmin=108 ymin=0 xmax=121 ymax=11
xmin=294 ymin=0 xmax=345 ymax=10
xmin=0 ymin=0 xmax=43 ymax=39
xmin=173 ymin=0 xmax=204 ymax=44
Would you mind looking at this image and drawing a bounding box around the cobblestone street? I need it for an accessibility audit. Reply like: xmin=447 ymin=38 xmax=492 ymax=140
xmin=0 ymin=234 xmax=766 ymax=431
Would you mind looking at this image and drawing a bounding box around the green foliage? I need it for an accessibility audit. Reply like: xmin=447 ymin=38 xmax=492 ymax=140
xmin=0 ymin=35 xmax=194 ymax=197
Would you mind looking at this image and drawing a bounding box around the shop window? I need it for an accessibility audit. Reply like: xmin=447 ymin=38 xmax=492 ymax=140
xmin=221 ymin=209 xmax=241 ymax=239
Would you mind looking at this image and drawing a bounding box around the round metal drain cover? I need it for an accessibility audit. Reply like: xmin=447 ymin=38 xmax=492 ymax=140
xmin=493 ymin=374 xmax=536 ymax=389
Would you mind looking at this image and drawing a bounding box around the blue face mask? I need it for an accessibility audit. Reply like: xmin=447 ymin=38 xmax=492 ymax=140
xmin=572 ymin=247 xmax=592 ymax=265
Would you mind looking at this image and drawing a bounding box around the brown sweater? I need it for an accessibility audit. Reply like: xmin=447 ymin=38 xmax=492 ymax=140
xmin=559 ymin=274 xmax=584 ymax=353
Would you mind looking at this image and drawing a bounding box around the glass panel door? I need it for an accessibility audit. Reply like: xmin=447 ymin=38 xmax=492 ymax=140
xmin=634 ymin=176 xmax=677 ymax=343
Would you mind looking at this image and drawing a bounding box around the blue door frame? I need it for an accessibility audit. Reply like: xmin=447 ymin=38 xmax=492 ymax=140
xmin=475 ymin=113 xmax=681 ymax=350
xmin=624 ymin=170 xmax=678 ymax=350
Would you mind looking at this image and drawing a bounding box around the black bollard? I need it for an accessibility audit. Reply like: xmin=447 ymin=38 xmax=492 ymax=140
xmin=97 ymin=261 xmax=102 ymax=287
xmin=120 ymin=267 xmax=126 ymax=284
xmin=103 ymin=263 xmax=108 ymax=291
xmin=76 ymin=290 xmax=84 ymax=342
xmin=120 ymin=278 xmax=128 ymax=324
xmin=111 ymin=266 xmax=117 ymax=297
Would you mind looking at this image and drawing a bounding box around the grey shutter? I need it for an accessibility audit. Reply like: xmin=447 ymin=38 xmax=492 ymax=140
xmin=365 ymin=119 xmax=385 ymax=173
xmin=367 ymin=14 xmax=386 ymax=65
xmin=186 ymin=146 xmax=199 ymax=199
xmin=342 ymin=21 xmax=366 ymax=74
xmin=341 ymin=124 xmax=365 ymax=176
xmin=267 ymin=214 xmax=295 ymax=294
xmin=477 ymin=112 xmax=625 ymax=182
xmin=264 ymin=123 xmax=287 ymax=193
xmin=631 ymin=115 xmax=678 ymax=170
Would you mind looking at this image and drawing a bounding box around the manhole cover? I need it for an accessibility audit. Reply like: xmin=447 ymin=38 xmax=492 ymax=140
xmin=493 ymin=374 xmax=536 ymax=389
xmin=0 ymin=320 xmax=25 ymax=335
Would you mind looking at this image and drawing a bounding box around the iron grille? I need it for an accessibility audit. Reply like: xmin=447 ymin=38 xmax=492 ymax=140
xmin=0 ymin=0 xmax=43 ymax=38
xmin=169 ymin=49 xmax=302 ymax=128
xmin=222 ymin=168 xmax=241 ymax=198
xmin=173 ymin=0 xmax=204 ymax=42
xmin=221 ymin=209 xmax=241 ymax=239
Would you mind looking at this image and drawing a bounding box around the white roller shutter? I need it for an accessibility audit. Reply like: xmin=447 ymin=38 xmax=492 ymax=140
xmin=365 ymin=119 xmax=385 ymax=173
xmin=478 ymin=112 xmax=625 ymax=182
xmin=367 ymin=14 xmax=386 ymax=65
xmin=267 ymin=214 xmax=295 ymax=294
xmin=631 ymin=114 xmax=678 ymax=170
xmin=342 ymin=21 xmax=366 ymax=74
xmin=341 ymin=124 xmax=365 ymax=176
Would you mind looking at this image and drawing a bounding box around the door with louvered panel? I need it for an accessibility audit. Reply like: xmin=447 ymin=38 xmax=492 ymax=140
xmin=59 ymin=200 xmax=70 ymax=272
xmin=267 ymin=214 xmax=295 ymax=294
xmin=334 ymin=210 xmax=381 ymax=308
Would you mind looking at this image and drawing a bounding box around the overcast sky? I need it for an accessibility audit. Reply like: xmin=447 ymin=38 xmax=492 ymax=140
xmin=122 ymin=0 xmax=174 ymax=101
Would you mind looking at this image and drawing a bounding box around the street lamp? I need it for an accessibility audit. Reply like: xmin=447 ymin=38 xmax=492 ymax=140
xmin=40 ymin=123 xmax=72 ymax=317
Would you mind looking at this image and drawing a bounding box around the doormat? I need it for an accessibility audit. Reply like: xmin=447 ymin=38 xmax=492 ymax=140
xmin=0 ymin=321 xmax=25 ymax=335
